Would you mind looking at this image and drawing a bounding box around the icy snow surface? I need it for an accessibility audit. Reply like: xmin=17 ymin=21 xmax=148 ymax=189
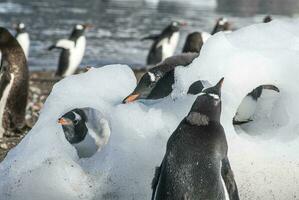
xmin=1 ymin=20 xmax=299 ymax=199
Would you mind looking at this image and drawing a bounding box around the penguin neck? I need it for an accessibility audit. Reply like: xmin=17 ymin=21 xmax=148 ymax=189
xmin=186 ymin=111 xmax=221 ymax=126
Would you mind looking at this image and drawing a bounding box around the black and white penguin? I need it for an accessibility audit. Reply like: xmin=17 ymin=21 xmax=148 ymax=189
xmin=233 ymin=84 xmax=279 ymax=125
xmin=58 ymin=107 xmax=110 ymax=158
xmin=49 ymin=24 xmax=92 ymax=77
xmin=143 ymin=21 xmax=186 ymax=65
xmin=151 ymin=78 xmax=239 ymax=200
xmin=182 ymin=31 xmax=211 ymax=53
xmin=123 ymin=52 xmax=199 ymax=103
xmin=14 ymin=22 xmax=30 ymax=59
xmin=211 ymin=18 xmax=232 ymax=35
xmin=0 ymin=27 xmax=29 ymax=136
xmin=263 ymin=15 xmax=272 ymax=23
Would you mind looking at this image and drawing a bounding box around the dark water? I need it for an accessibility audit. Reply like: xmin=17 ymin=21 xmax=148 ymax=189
xmin=0 ymin=0 xmax=295 ymax=70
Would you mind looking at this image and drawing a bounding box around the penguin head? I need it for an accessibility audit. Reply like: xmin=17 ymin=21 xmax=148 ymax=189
xmin=70 ymin=23 xmax=93 ymax=39
xmin=212 ymin=18 xmax=231 ymax=35
xmin=0 ymin=27 xmax=16 ymax=48
xmin=164 ymin=21 xmax=187 ymax=34
xmin=187 ymin=80 xmax=204 ymax=95
xmin=14 ymin=22 xmax=26 ymax=33
xmin=263 ymin=15 xmax=272 ymax=23
xmin=122 ymin=71 xmax=163 ymax=103
xmin=187 ymin=78 xmax=224 ymax=124
xmin=58 ymin=109 xmax=88 ymax=144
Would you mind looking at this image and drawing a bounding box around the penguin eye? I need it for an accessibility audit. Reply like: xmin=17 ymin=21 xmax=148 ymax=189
xmin=73 ymin=119 xmax=79 ymax=125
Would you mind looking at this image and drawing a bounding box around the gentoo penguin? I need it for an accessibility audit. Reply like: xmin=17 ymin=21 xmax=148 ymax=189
xmin=14 ymin=22 xmax=30 ymax=59
xmin=0 ymin=27 xmax=29 ymax=137
xmin=49 ymin=24 xmax=92 ymax=77
xmin=123 ymin=52 xmax=199 ymax=103
xmin=143 ymin=21 xmax=186 ymax=65
xmin=211 ymin=18 xmax=232 ymax=35
xmin=182 ymin=31 xmax=211 ymax=53
xmin=58 ymin=107 xmax=110 ymax=158
xmin=263 ymin=15 xmax=272 ymax=23
xmin=233 ymin=84 xmax=279 ymax=125
xmin=151 ymin=78 xmax=240 ymax=200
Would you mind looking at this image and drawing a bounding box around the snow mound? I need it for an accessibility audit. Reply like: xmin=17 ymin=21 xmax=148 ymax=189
xmin=1 ymin=20 xmax=299 ymax=199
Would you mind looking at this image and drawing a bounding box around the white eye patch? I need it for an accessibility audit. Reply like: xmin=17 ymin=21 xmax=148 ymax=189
xmin=72 ymin=111 xmax=82 ymax=121
xmin=198 ymin=92 xmax=220 ymax=100
xmin=19 ymin=23 xmax=25 ymax=29
xmin=219 ymin=18 xmax=228 ymax=26
xmin=172 ymin=22 xmax=178 ymax=26
xmin=76 ymin=24 xmax=84 ymax=30
xmin=148 ymin=72 xmax=156 ymax=82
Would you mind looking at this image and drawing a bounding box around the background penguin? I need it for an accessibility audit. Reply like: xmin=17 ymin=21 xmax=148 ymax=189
xmin=0 ymin=27 xmax=29 ymax=137
xmin=182 ymin=31 xmax=211 ymax=53
xmin=211 ymin=17 xmax=232 ymax=35
xmin=49 ymin=24 xmax=92 ymax=77
xmin=123 ymin=52 xmax=199 ymax=103
xmin=14 ymin=22 xmax=30 ymax=60
xmin=233 ymin=84 xmax=279 ymax=125
xmin=263 ymin=15 xmax=272 ymax=23
xmin=151 ymin=78 xmax=239 ymax=200
xmin=143 ymin=21 xmax=186 ymax=65
xmin=58 ymin=107 xmax=110 ymax=158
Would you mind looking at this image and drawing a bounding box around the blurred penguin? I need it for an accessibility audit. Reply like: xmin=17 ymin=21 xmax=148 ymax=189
xmin=143 ymin=21 xmax=186 ymax=65
xmin=0 ymin=27 xmax=29 ymax=137
xmin=58 ymin=107 xmax=110 ymax=158
xmin=14 ymin=22 xmax=30 ymax=59
xmin=211 ymin=17 xmax=232 ymax=35
xmin=49 ymin=24 xmax=92 ymax=77
xmin=152 ymin=78 xmax=239 ymax=200
xmin=182 ymin=32 xmax=211 ymax=53
xmin=263 ymin=15 xmax=272 ymax=23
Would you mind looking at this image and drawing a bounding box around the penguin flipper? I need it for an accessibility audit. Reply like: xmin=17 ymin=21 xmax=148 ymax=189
xmin=141 ymin=34 xmax=160 ymax=41
xmin=51 ymin=39 xmax=75 ymax=50
xmin=151 ymin=163 xmax=162 ymax=200
xmin=221 ymin=157 xmax=240 ymax=200
xmin=147 ymin=45 xmax=163 ymax=65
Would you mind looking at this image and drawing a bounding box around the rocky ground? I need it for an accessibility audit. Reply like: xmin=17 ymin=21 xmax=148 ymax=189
xmin=0 ymin=69 xmax=145 ymax=162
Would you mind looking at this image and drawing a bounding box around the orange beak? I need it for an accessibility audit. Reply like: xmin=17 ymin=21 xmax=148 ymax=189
xmin=122 ymin=93 xmax=140 ymax=104
xmin=83 ymin=23 xmax=94 ymax=30
xmin=180 ymin=21 xmax=188 ymax=26
xmin=58 ymin=118 xmax=71 ymax=125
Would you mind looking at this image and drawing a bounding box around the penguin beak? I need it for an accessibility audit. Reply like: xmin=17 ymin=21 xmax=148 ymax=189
xmin=58 ymin=117 xmax=72 ymax=125
xmin=217 ymin=77 xmax=224 ymax=89
xmin=83 ymin=23 xmax=94 ymax=30
xmin=180 ymin=21 xmax=188 ymax=27
xmin=122 ymin=93 xmax=140 ymax=104
xmin=261 ymin=84 xmax=280 ymax=93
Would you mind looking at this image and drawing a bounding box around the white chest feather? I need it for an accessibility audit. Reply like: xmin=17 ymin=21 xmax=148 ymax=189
xmin=0 ymin=73 xmax=14 ymax=136
xmin=63 ymin=36 xmax=86 ymax=76
xmin=234 ymin=96 xmax=257 ymax=122
xmin=157 ymin=32 xmax=179 ymax=60
xmin=16 ymin=33 xmax=30 ymax=59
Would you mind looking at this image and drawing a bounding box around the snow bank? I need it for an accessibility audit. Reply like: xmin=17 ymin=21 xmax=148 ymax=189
xmin=1 ymin=20 xmax=299 ymax=199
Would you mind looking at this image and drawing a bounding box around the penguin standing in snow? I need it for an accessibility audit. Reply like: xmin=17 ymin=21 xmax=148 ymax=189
xmin=143 ymin=21 xmax=186 ymax=65
xmin=182 ymin=31 xmax=211 ymax=53
xmin=233 ymin=84 xmax=279 ymax=124
xmin=152 ymin=78 xmax=239 ymax=200
xmin=58 ymin=107 xmax=110 ymax=158
xmin=0 ymin=27 xmax=29 ymax=137
xmin=123 ymin=52 xmax=199 ymax=103
xmin=14 ymin=22 xmax=30 ymax=60
xmin=211 ymin=18 xmax=232 ymax=35
xmin=49 ymin=24 xmax=92 ymax=77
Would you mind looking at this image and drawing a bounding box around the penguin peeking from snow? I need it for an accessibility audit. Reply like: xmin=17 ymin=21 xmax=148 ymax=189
xmin=122 ymin=52 xmax=201 ymax=103
xmin=49 ymin=23 xmax=93 ymax=77
xmin=58 ymin=107 xmax=110 ymax=158
xmin=233 ymin=84 xmax=280 ymax=125
xmin=142 ymin=21 xmax=187 ymax=66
